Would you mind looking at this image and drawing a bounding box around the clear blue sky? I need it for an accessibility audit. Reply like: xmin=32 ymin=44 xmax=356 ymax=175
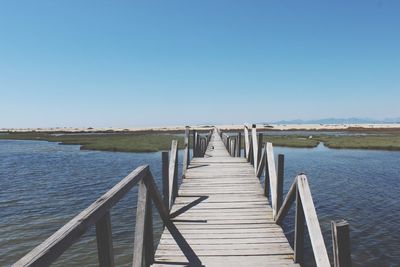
xmin=0 ymin=1 xmax=399 ymax=128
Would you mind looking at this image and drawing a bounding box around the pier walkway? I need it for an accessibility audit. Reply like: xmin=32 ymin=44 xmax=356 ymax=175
xmin=153 ymin=131 xmax=299 ymax=266
xmin=14 ymin=125 xmax=351 ymax=267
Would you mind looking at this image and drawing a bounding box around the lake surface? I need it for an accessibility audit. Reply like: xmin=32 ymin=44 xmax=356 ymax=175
xmin=1 ymin=140 xmax=399 ymax=267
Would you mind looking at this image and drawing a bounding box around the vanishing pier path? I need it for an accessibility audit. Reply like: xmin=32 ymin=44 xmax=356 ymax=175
xmin=14 ymin=126 xmax=348 ymax=267
xmin=153 ymin=131 xmax=299 ymax=266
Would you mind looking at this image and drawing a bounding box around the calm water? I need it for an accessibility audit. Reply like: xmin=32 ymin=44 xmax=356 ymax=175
xmin=1 ymin=140 xmax=399 ymax=267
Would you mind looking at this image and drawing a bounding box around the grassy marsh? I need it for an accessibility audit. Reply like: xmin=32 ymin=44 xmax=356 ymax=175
xmin=2 ymin=130 xmax=400 ymax=152
xmin=0 ymin=132 xmax=185 ymax=152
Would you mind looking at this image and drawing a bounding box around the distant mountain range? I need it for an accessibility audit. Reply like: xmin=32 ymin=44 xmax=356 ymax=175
xmin=267 ymin=117 xmax=400 ymax=124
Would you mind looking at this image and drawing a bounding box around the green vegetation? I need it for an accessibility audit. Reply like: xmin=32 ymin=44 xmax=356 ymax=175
xmin=262 ymin=136 xmax=319 ymax=148
xmin=0 ymin=132 xmax=185 ymax=152
xmin=2 ymin=131 xmax=400 ymax=152
xmin=314 ymin=135 xmax=400 ymax=150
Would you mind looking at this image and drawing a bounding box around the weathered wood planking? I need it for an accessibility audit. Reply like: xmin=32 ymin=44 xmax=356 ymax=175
xmin=152 ymin=131 xmax=298 ymax=267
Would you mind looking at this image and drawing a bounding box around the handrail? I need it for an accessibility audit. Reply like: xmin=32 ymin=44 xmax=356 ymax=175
xmin=274 ymin=175 xmax=330 ymax=266
xmin=192 ymin=129 xmax=212 ymax=157
xmin=13 ymin=166 xmax=150 ymax=266
xmin=232 ymin=123 xmax=351 ymax=267
xmin=14 ymin=130 xmax=206 ymax=267
xmin=221 ymin=132 xmax=242 ymax=157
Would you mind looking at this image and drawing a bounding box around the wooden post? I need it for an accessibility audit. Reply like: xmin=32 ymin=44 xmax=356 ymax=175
xmin=332 ymin=220 xmax=352 ymax=267
xmin=237 ymin=132 xmax=241 ymax=157
xmin=264 ymin=155 xmax=270 ymax=197
xmin=194 ymin=131 xmax=199 ymax=157
xmin=95 ymin=211 xmax=114 ymax=267
xmin=294 ymin=188 xmax=305 ymax=264
xmin=297 ymin=174 xmax=330 ymax=266
xmin=257 ymin=133 xmax=263 ymax=166
xmin=173 ymin=143 xmax=179 ymax=199
xmin=144 ymin=194 xmax=154 ymax=266
xmin=232 ymin=138 xmax=236 ymax=157
xmin=251 ymin=124 xmax=258 ymax=172
xmin=244 ymin=125 xmax=250 ymax=159
xmin=266 ymin=143 xmax=278 ymax=218
xmin=133 ymin=180 xmax=148 ymax=267
xmin=162 ymin=151 xmax=169 ymax=209
xmin=192 ymin=130 xmax=196 ymax=157
xmin=197 ymin=133 xmax=201 ymax=156
xmin=182 ymin=126 xmax=189 ymax=175
xmin=248 ymin=137 xmax=253 ymax=164
xmin=168 ymin=140 xmax=178 ymax=209
xmin=276 ymin=154 xmax=285 ymax=212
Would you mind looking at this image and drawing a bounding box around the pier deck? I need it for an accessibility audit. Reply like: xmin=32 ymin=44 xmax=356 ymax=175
xmin=14 ymin=126 xmax=347 ymax=267
xmin=153 ymin=131 xmax=299 ymax=266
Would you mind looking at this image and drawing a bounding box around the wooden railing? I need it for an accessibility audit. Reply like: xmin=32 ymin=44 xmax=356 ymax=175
xmin=13 ymin=127 xmax=204 ymax=267
xmin=221 ymin=132 xmax=241 ymax=157
xmin=192 ymin=129 xmax=212 ymax=158
xmin=220 ymin=124 xmax=352 ymax=267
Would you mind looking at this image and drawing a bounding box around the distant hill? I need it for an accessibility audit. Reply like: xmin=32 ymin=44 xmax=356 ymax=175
xmin=268 ymin=117 xmax=400 ymax=124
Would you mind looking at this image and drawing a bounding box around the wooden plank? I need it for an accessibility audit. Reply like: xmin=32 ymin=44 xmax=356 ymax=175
xmin=297 ymin=174 xmax=330 ymax=267
xmin=12 ymin=165 xmax=149 ymax=267
xmin=256 ymin=144 xmax=266 ymax=178
xmin=95 ymin=211 xmax=114 ymax=267
xmin=152 ymin=130 xmax=298 ymax=267
xmin=275 ymin=177 xmax=297 ymax=225
xmin=144 ymin=171 xmax=202 ymax=266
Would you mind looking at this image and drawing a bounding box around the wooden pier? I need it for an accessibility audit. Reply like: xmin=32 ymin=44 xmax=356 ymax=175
xmin=154 ymin=131 xmax=299 ymax=266
xmin=13 ymin=125 xmax=352 ymax=267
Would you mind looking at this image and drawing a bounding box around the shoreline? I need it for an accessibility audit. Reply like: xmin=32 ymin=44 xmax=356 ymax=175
xmin=2 ymin=123 xmax=400 ymax=133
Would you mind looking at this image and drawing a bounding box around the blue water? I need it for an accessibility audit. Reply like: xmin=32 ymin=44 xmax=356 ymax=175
xmin=0 ymin=140 xmax=399 ymax=266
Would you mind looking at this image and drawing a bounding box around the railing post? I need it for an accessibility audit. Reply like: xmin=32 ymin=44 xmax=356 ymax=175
xmin=95 ymin=211 xmax=115 ymax=267
xmin=257 ymin=133 xmax=263 ymax=166
xmin=192 ymin=130 xmax=197 ymax=157
xmin=133 ymin=179 xmax=151 ymax=267
xmin=144 ymin=187 xmax=154 ymax=266
xmin=244 ymin=125 xmax=250 ymax=159
xmin=294 ymin=187 xmax=305 ymax=264
xmin=332 ymin=220 xmax=352 ymax=267
xmin=251 ymin=124 xmax=258 ymax=172
xmin=248 ymin=136 xmax=254 ymax=164
xmin=266 ymin=143 xmax=278 ymax=218
xmin=237 ymin=132 xmax=241 ymax=157
xmin=276 ymin=154 xmax=285 ymax=212
xmin=264 ymin=149 xmax=270 ymax=197
xmin=162 ymin=151 xmax=169 ymax=209
xmin=168 ymin=140 xmax=178 ymax=209
xmin=232 ymin=138 xmax=236 ymax=157
xmin=183 ymin=126 xmax=189 ymax=175
xmin=196 ymin=132 xmax=200 ymax=157
xmin=174 ymin=142 xmax=179 ymax=199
